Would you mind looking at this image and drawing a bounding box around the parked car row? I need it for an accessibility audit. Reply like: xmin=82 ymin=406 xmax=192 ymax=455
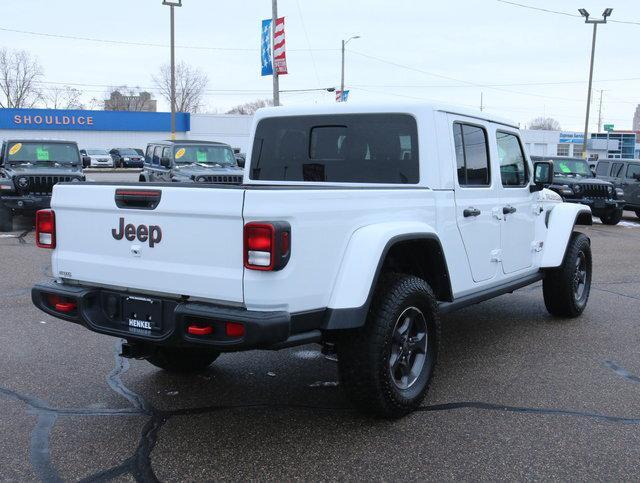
xmin=0 ymin=138 xmax=245 ymax=232
xmin=531 ymin=155 xmax=640 ymax=225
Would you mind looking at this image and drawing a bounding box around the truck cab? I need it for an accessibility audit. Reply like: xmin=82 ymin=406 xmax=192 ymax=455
xmin=0 ymin=139 xmax=84 ymax=232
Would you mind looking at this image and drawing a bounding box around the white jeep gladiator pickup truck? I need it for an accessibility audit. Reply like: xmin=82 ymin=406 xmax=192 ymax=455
xmin=32 ymin=102 xmax=593 ymax=418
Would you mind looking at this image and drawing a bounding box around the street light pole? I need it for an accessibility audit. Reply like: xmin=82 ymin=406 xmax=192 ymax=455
xmin=272 ymin=0 xmax=279 ymax=107
xmin=163 ymin=1 xmax=181 ymax=140
xmin=579 ymin=8 xmax=612 ymax=158
xmin=340 ymin=35 xmax=360 ymax=101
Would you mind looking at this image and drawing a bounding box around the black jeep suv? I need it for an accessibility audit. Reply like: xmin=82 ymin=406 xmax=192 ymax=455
xmin=531 ymin=156 xmax=625 ymax=225
xmin=139 ymin=140 xmax=243 ymax=184
xmin=0 ymin=140 xmax=85 ymax=231
xmin=109 ymin=148 xmax=144 ymax=168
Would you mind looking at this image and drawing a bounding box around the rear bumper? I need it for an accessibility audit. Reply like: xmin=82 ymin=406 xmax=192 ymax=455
xmin=32 ymin=281 xmax=323 ymax=351
xmin=1 ymin=194 xmax=51 ymax=210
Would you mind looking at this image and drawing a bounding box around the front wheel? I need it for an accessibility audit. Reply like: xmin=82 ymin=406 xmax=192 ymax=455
xmin=543 ymin=232 xmax=592 ymax=317
xmin=336 ymin=274 xmax=440 ymax=418
xmin=599 ymin=209 xmax=623 ymax=225
xmin=147 ymin=347 xmax=220 ymax=373
xmin=0 ymin=206 xmax=13 ymax=232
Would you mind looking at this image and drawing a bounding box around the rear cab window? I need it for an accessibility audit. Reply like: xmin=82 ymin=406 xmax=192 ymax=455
xmin=250 ymin=114 xmax=419 ymax=184
xmin=626 ymin=163 xmax=640 ymax=179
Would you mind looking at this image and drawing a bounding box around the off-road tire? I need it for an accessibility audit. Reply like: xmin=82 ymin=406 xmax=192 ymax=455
xmin=0 ymin=206 xmax=13 ymax=232
xmin=147 ymin=348 xmax=219 ymax=373
xmin=336 ymin=273 xmax=440 ymax=419
xmin=543 ymin=232 xmax=592 ymax=318
xmin=599 ymin=209 xmax=623 ymax=225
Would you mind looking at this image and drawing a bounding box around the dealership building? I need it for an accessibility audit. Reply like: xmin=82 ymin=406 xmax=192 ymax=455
xmin=1 ymin=108 xmax=638 ymax=162
xmin=0 ymin=108 xmax=253 ymax=153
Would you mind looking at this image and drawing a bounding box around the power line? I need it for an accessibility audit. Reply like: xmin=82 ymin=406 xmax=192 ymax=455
xmin=295 ymin=0 xmax=322 ymax=89
xmin=495 ymin=0 xmax=640 ymax=26
xmin=351 ymin=76 xmax=640 ymax=88
xmin=0 ymin=26 xmax=338 ymax=52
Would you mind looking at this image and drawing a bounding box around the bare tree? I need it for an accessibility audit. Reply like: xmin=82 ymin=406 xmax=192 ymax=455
xmin=226 ymin=99 xmax=274 ymax=115
xmin=43 ymin=85 xmax=84 ymax=109
xmin=104 ymin=86 xmax=157 ymax=111
xmin=153 ymin=61 xmax=208 ymax=113
xmin=0 ymin=48 xmax=43 ymax=108
xmin=528 ymin=117 xmax=561 ymax=131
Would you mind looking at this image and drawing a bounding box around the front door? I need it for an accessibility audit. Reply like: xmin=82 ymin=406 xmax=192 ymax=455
xmin=494 ymin=128 xmax=536 ymax=274
xmin=450 ymin=116 xmax=501 ymax=283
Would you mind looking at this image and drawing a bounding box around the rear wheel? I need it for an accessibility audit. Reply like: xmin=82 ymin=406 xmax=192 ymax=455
xmin=0 ymin=206 xmax=13 ymax=232
xmin=147 ymin=347 xmax=220 ymax=373
xmin=599 ymin=209 xmax=623 ymax=225
xmin=336 ymin=273 xmax=439 ymax=418
xmin=543 ymin=232 xmax=592 ymax=317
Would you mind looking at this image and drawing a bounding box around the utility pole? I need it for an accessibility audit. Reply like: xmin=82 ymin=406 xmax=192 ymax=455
xmin=272 ymin=0 xmax=279 ymax=107
xmin=163 ymin=0 xmax=182 ymax=140
xmin=480 ymin=92 xmax=484 ymax=112
xmin=578 ymin=8 xmax=612 ymax=158
xmin=340 ymin=35 xmax=360 ymax=101
xmin=597 ymin=89 xmax=605 ymax=132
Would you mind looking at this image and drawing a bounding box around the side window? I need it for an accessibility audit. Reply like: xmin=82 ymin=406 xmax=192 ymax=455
xmin=145 ymin=145 xmax=153 ymax=164
xmin=162 ymin=147 xmax=172 ymax=160
xmin=496 ymin=131 xmax=528 ymax=187
xmin=626 ymin=163 xmax=640 ymax=179
xmin=595 ymin=161 xmax=609 ymax=176
xmin=453 ymin=122 xmax=490 ymax=186
xmin=153 ymin=146 xmax=162 ymax=165
xmin=610 ymin=162 xmax=624 ymax=178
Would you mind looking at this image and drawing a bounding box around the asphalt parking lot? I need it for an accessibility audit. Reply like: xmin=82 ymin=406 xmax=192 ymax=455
xmin=2 ymin=189 xmax=640 ymax=479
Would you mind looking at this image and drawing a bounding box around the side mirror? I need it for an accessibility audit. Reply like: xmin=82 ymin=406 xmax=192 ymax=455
xmin=531 ymin=160 xmax=554 ymax=192
xmin=82 ymin=155 xmax=91 ymax=168
xmin=236 ymin=157 xmax=245 ymax=168
xmin=634 ymin=173 xmax=640 ymax=181
xmin=160 ymin=156 xmax=172 ymax=168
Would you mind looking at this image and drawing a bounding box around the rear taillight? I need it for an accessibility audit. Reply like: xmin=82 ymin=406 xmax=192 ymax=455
xmin=36 ymin=210 xmax=56 ymax=249
xmin=45 ymin=294 xmax=77 ymax=313
xmin=244 ymin=221 xmax=291 ymax=271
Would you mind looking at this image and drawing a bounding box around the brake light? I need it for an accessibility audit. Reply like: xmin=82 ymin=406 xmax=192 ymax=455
xmin=244 ymin=222 xmax=291 ymax=271
xmin=36 ymin=210 xmax=56 ymax=248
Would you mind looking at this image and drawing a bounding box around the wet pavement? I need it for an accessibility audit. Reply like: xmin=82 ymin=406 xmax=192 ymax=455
xmin=1 ymin=210 xmax=640 ymax=480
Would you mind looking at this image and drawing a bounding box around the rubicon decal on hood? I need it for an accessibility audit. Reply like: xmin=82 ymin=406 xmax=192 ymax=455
xmin=112 ymin=217 xmax=162 ymax=247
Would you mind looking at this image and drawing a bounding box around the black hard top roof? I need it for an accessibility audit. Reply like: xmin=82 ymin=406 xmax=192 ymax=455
xmin=4 ymin=139 xmax=78 ymax=144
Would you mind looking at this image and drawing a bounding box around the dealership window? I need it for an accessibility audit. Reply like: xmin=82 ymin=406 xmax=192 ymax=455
xmin=496 ymin=131 xmax=528 ymax=187
xmin=595 ymin=161 xmax=609 ymax=176
xmin=250 ymin=114 xmax=419 ymax=183
xmin=556 ymin=144 xmax=570 ymax=156
xmin=453 ymin=122 xmax=490 ymax=186
xmin=573 ymin=144 xmax=585 ymax=158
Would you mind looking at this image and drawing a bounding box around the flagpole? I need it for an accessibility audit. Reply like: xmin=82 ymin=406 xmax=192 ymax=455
xmin=272 ymin=0 xmax=279 ymax=106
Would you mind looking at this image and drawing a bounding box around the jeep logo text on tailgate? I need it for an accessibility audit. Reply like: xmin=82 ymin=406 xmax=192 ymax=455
xmin=112 ymin=217 xmax=162 ymax=247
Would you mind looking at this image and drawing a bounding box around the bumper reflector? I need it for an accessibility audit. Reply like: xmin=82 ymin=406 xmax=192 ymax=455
xmin=45 ymin=294 xmax=77 ymax=313
xmin=226 ymin=321 xmax=245 ymax=338
xmin=187 ymin=325 xmax=213 ymax=336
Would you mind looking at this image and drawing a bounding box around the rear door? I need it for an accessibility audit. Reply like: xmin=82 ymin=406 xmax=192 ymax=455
xmin=493 ymin=128 xmax=536 ymax=274
xmin=449 ymin=115 xmax=501 ymax=283
xmin=52 ymin=184 xmax=246 ymax=303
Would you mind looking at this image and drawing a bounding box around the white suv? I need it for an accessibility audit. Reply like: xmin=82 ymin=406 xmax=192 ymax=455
xmin=33 ymin=102 xmax=592 ymax=418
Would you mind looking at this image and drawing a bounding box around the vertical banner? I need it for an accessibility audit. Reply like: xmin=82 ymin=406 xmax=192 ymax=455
xmin=261 ymin=19 xmax=273 ymax=76
xmin=335 ymin=90 xmax=349 ymax=102
xmin=273 ymin=17 xmax=288 ymax=75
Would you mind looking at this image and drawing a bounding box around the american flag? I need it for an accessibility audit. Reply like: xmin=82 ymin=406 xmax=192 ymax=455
xmin=273 ymin=17 xmax=288 ymax=75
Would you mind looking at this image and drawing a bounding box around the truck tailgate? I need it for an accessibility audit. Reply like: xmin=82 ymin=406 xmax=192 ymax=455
xmin=51 ymin=184 xmax=245 ymax=303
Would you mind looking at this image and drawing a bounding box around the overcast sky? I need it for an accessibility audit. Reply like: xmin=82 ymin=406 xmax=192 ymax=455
xmin=2 ymin=0 xmax=639 ymax=131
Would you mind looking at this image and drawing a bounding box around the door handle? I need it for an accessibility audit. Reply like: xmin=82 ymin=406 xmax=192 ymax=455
xmin=463 ymin=207 xmax=481 ymax=217
xmin=502 ymin=206 xmax=517 ymax=215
